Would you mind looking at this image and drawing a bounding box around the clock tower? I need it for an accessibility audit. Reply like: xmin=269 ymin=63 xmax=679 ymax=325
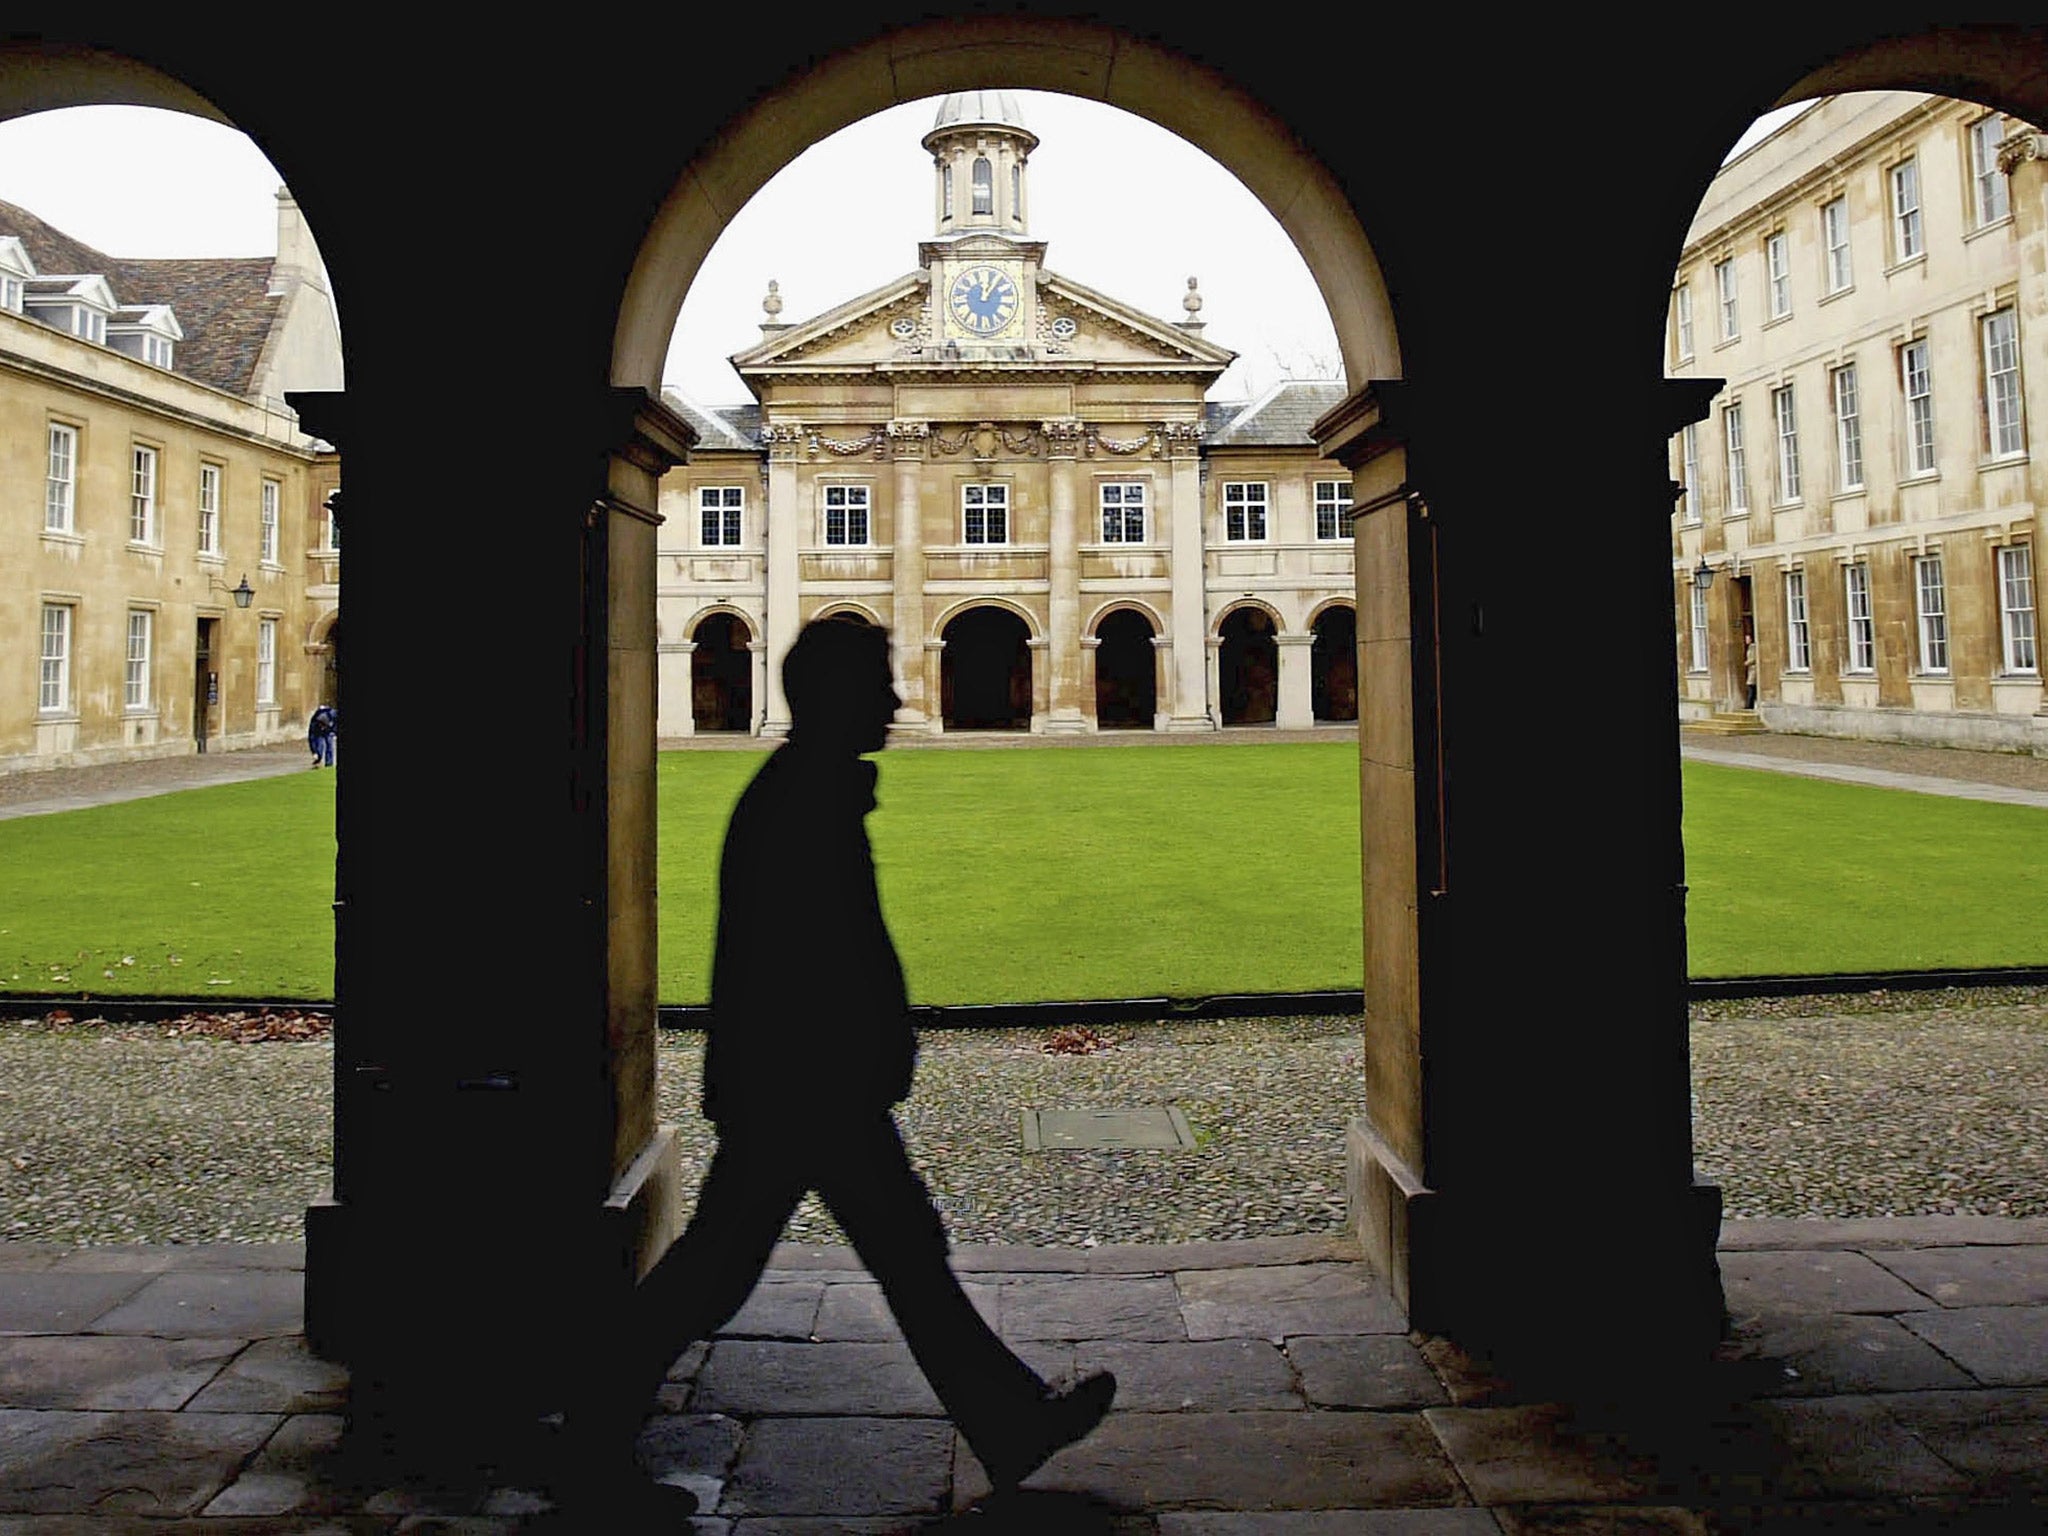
xmin=920 ymin=90 xmax=1044 ymax=348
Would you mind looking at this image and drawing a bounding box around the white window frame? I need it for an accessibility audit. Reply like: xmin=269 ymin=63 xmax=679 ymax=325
xmin=1915 ymin=554 xmax=1950 ymax=673
xmin=259 ymin=478 xmax=281 ymax=564
xmin=125 ymin=608 xmax=153 ymax=710
xmin=1784 ymin=569 xmax=1811 ymax=672
xmin=0 ymin=274 xmax=20 ymax=312
xmin=73 ymin=306 xmax=105 ymax=344
xmin=1890 ymin=158 xmax=1924 ymax=262
xmin=1689 ymin=578 xmax=1710 ymax=673
xmin=1679 ymin=422 xmax=1701 ymax=525
xmin=1773 ymin=384 xmax=1802 ymax=504
xmin=257 ymin=617 xmax=277 ymax=707
xmin=1673 ymin=283 xmax=1694 ymax=361
xmin=1313 ymin=479 xmax=1351 ymax=541
xmin=198 ymin=462 xmax=222 ymax=555
xmin=129 ymin=445 xmax=158 ymax=545
xmin=1822 ymin=197 xmax=1852 ymax=294
xmin=1971 ymin=114 xmax=2010 ymax=228
xmin=1099 ymin=481 xmax=1146 ymax=543
xmin=39 ymin=603 xmax=71 ymax=713
xmin=1845 ymin=563 xmax=1875 ymax=673
xmin=1832 ymin=364 xmax=1863 ymax=491
xmin=823 ymin=483 xmax=870 ymax=546
xmin=1724 ymin=401 xmax=1749 ymax=514
xmin=44 ymin=422 xmax=76 ymax=533
xmin=698 ymin=485 xmax=743 ymax=547
xmin=1984 ymin=307 xmax=2025 ymax=459
xmin=1223 ymin=481 xmax=1268 ymax=542
xmin=143 ymin=333 xmax=173 ymax=369
xmin=971 ymin=157 xmax=993 ymax=215
xmin=2000 ymin=543 xmax=2038 ymax=674
xmin=1766 ymin=231 xmax=1791 ymax=319
xmin=962 ymin=482 xmax=1009 ymax=545
xmin=1714 ymin=257 xmax=1739 ymax=341
xmin=1901 ymin=339 xmax=1936 ymax=476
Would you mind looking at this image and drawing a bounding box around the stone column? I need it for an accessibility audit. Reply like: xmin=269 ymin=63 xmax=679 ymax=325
xmin=1152 ymin=633 xmax=1172 ymax=731
xmin=748 ymin=639 xmax=768 ymax=735
xmin=1043 ymin=418 xmax=1087 ymax=731
xmin=1080 ymin=633 xmax=1100 ymax=728
xmin=661 ymin=640 xmax=695 ymax=736
xmin=1164 ymin=424 xmax=1211 ymax=728
xmin=888 ymin=420 xmax=929 ymax=723
xmin=1205 ymin=634 xmax=1222 ymax=726
xmin=1027 ymin=634 xmax=1050 ymax=730
xmin=923 ymin=638 xmax=946 ymax=734
xmin=1276 ymin=631 xmax=1315 ymax=728
xmin=761 ymin=423 xmax=803 ymax=736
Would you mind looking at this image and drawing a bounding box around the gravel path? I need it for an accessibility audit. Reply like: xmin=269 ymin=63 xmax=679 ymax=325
xmin=4 ymin=990 xmax=2045 ymax=1245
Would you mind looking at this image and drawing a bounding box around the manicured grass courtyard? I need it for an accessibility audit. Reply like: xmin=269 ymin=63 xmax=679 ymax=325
xmin=0 ymin=743 xmax=2042 ymax=1003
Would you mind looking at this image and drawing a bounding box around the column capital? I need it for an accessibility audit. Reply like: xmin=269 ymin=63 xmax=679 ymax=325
xmin=1161 ymin=421 xmax=1204 ymax=459
xmin=887 ymin=419 xmax=931 ymax=459
xmin=763 ymin=422 xmax=805 ymax=462
xmin=1041 ymin=417 xmax=1085 ymax=458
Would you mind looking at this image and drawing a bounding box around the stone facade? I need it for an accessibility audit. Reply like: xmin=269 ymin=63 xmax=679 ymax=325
xmin=1670 ymin=91 xmax=2045 ymax=752
xmin=0 ymin=191 xmax=343 ymax=774
xmin=656 ymin=91 xmax=1357 ymax=737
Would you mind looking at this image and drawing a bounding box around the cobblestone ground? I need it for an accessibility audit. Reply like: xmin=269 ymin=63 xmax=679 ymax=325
xmin=2 ymin=990 xmax=2045 ymax=1244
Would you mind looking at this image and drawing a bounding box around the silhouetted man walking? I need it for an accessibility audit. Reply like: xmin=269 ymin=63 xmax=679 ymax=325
xmin=571 ymin=616 xmax=1114 ymax=1503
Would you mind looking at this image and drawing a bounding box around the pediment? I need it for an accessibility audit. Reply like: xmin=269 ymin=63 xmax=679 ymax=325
xmin=732 ymin=265 xmax=1235 ymax=382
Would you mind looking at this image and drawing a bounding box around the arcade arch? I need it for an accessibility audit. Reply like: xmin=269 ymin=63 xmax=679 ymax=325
xmin=939 ymin=603 xmax=1034 ymax=730
xmin=1215 ymin=602 xmax=1283 ymax=726
xmin=689 ymin=610 xmax=754 ymax=732
xmin=1090 ymin=604 xmax=1160 ymax=729
xmin=1309 ymin=602 xmax=1357 ymax=723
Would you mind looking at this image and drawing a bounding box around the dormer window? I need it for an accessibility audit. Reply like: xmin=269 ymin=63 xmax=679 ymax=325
xmin=108 ymin=304 xmax=183 ymax=371
xmin=24 ymin=274 xmax=118 ymax=345
xmin=0 ymin=236 xmax=33 ymax=314
xmin=73 ymin=306 xmax=104 ymax=343
xmin=972 ymin=157 xmax=993 ymax=215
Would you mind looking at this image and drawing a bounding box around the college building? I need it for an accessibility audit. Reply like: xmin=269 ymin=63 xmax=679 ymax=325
xmin=655 ymin=90 xmax=1358 ymax=737
xmin=0 ymin=189 xmax=342 ymax=775
xmin=1670 ymin=91 xmax=2043 ymax=751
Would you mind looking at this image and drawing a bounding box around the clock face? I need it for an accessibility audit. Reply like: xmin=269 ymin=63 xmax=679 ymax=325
xmin=948 ymin=264 xmax=1020 ymax=336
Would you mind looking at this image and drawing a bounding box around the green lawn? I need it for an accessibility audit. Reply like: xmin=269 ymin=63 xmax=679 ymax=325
xmin=0 ymin=745 xmax=2042 ymax=1002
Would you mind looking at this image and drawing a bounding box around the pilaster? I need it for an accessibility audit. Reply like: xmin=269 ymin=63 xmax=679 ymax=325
xmin=1166 ymin=424 xmax=1211 ymax=728
xmin=762 ymin=422 xmax=803 ymax=735
xmin=1275 ymin=631 xmax=1315 ymax=729
xmin=888 ymin=420 xmax=929 ymax=722
xmin=1043 ymin=418 xmax=1087 ymax=731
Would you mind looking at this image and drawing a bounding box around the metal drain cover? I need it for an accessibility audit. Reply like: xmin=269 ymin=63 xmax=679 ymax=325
xmin=1022 ymin=1107 xmax=1196 ymax=1151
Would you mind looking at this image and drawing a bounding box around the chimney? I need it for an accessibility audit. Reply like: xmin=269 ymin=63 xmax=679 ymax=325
xmin=270 ymin=187 xmax=327 ymax=296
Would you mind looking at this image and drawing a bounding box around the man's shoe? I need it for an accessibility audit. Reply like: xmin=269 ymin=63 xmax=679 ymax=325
xmin=980 ymin=1370 xmax=1117 ymax=1494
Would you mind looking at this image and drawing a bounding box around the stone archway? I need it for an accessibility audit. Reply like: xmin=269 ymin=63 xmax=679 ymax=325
xmin=690 ymin=612 xmax=753 ymax=732
xmin=1094 ymin=608 xmax=1157 ymax=728
xmin=941 ymin=605 xmax=1032 ymax=730
xmin=1218 ymin=607 xmax=1279 ymax=726
xmin=1311 ymin=604 xmax=1356 ymax=722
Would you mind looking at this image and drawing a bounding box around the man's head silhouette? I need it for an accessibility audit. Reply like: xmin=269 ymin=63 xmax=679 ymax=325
xmin=782 ymin=617 xmax=900 ymax=755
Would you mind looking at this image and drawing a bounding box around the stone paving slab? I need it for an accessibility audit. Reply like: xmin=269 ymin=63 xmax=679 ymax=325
xmin=1873 ymin=1387 xmax=2048 ymax=1489
xmin=47 ymin=1243 xmax=309 ymax=1274
xmin=1722 ymin=1312 xmax=1977 ymax=1396
xmin=721 ymin=1280 xmax=826 ymax=1340
xmin=1068 ymin=1338 xmax=1302 ymax=1412
xmin=0 ymin=1272 xmax=155 ymax=1334
xmin=1159 ymin=1514 xmax=1505 ymax=1535
xmin=810 ymin=1278 xmax=1001 ymax=1342
xmin=1287 ymin=1336 xmax=1450 ymax=1410
xmin=85 ymin=1269 xmax=303 ymax=1340
xmin=0 ymin=1408 xmax=280 ymax=1515
xmin=182 ymin=1336 xmax=349 ymax=1413
xmin=954 ymin=1408 xmax=1467 ymax=1511
xmin=694 ymin=1340 xmax=945 ymax=1417
xmin=1868 ymin=1246 xmax=2048 ymax=1308
xmin=722 ymin=1416 xmax=954 ymax=1518
xmin=1716 ymin=1250 xmax=1934 ymax=1317
xmin=1176 ymin=1263 xmax=1407 ymax=1340
xmin=0 ymin=1335 xmax=241 ymax=1410
xmin=1899 ymin=1306 xmax=2048 ymax=1386
xmin=1717 ymin=1217 xmax=2048 ymax=1252
xmin=998 ymin=1275 xmax=1187 ymax=1341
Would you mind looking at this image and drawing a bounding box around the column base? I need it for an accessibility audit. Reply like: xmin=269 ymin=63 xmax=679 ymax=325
xmin=1346 ymin=1115 xmax=1726 ymax=1387
xmin=1158 ymin=714 xmax=1217 ymax=733
xmin=1041 ymin=709 xmax=1089 ymax=735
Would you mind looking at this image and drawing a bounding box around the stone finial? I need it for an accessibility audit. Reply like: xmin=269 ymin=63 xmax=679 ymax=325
xmin=760 ymin=279 xmax=790 ymax=337
xmin=1179 ymin=275 xmax=1205 ymax=332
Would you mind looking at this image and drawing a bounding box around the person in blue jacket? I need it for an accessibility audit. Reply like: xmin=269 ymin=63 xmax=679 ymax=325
xmin=307 ymin=703 xmax=337 ymax=768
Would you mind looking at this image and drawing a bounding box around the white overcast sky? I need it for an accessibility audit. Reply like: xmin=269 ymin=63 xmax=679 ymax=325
xmin=0 ymin=97 xmax=1808 ymax=405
